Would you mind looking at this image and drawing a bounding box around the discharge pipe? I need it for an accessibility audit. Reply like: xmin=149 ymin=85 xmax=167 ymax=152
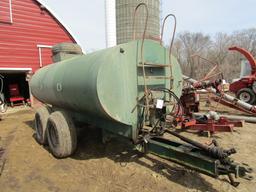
xmin=193 ymin=112 xmax=256 ymax=123
xmin=183 ymin=75 xmax=256 ymax=114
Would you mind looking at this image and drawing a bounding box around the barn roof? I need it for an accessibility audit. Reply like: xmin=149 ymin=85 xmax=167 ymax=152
xmin=35 ymin=0 xmax=81 ymax=46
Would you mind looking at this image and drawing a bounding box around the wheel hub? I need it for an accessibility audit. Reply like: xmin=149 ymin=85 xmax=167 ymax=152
xmin=239 ymin=92 xmax=251 ymax=103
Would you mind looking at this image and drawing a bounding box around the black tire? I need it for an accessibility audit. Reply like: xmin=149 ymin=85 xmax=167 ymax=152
xmin=237 ymin=88 xmax=256 ymax=104
xmin=46 ymin=111 xmax=77 ymax=158
xmin=35 ymin=106 xmax=52 ymax=144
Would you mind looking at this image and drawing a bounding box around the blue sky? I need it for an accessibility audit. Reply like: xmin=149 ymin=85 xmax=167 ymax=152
xmin=43 ymin=0 xmax=255 ymax=51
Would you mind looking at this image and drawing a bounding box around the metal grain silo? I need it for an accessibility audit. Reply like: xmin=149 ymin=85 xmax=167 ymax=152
xmin=116 ymin=0 xmax=160 ymax=44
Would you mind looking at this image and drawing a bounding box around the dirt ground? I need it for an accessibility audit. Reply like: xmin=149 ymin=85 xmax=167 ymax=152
xmin=0 ymin=107 xmax=256 ymax=192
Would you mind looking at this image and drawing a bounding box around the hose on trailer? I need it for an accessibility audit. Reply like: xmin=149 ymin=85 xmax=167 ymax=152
xmin=141 ymin=88 xmax=183 ymax=134
xmin=150 ymin=87 xmax=183 ymax=118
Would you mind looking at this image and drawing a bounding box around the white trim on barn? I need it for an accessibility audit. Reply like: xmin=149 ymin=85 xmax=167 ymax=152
xmin=0 ymin=0 xmax=13 ymax=24
xmin=0 ymin=68 xmax=32 ymax=71
xmin=37 ymin=44 xmax=53 ymax=68
xmin=9 ymin=0 xmax=13 ymax=23
xmin=35 ymin=0 xmax=81 ymax=48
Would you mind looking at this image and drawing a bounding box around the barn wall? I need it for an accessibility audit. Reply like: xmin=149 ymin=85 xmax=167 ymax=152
xmin=0 ymin=0 xmax=76 ymax=72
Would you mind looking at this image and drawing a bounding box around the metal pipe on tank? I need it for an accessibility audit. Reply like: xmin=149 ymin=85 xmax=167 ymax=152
xmin=183 ymin=75 xmax=256 ymax=114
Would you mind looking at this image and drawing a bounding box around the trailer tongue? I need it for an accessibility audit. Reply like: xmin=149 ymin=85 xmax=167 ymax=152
xmin=137 ymin=129 xmax=252 ymax=187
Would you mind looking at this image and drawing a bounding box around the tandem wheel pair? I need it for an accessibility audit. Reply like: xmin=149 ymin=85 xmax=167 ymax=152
xmin=34 ymin=106 xmax=77 ymax=158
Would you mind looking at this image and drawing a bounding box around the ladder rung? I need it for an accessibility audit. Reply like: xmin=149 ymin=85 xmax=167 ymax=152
xmin=145 ymin=76 xmax=173 ymax=80
xmin=137 ymin=64 xmax=171 ymax=68
xmin=137 ymin=63 xmax=171 ymax=68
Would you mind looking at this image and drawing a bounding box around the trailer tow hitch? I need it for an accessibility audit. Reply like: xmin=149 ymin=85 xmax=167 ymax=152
xmin=138 ymin=131 xmax=253 ymax=187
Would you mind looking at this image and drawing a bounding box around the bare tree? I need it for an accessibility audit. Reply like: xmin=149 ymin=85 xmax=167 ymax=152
xmin=209 ymin=33 xmax=231 ymax=64
xmin=231 ymin=28 xmax=256 ymax=55
xmin=175 ymin=32 xmax=211 ymax=78
xmin=172 ymin=28 xmax=256 ymax=81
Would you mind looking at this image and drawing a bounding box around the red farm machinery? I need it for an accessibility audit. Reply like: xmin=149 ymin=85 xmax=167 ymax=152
xmin=229 ymin=46 xmax=256 ymax=104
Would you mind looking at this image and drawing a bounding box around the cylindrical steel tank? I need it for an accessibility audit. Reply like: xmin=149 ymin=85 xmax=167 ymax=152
xmin=30 ymin=40 xmax=183 ymax=141
xmin=116 ymin=0 xmax=160 ymax=44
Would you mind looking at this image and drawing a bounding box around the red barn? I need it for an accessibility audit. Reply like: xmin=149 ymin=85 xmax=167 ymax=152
xmin=0 ymin=0 xmax=78 ymax=106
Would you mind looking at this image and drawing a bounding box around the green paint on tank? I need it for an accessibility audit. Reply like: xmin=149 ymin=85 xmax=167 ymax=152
xmin=30 ymin=40 xmax=183 ymax=141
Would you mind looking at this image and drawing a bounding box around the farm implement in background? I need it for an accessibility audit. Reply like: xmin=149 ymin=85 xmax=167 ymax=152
xmin=229 ymin=47 xmax=256 ymax=104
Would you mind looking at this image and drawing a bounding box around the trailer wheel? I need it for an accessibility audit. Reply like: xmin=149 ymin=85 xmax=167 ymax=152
xmin=35 ymin=106 xmax=51 ymax=145
xmin=237 ymin=88 xmax=256 ymax=104
xmin=46 ymin=111 xmax=77 ymax=158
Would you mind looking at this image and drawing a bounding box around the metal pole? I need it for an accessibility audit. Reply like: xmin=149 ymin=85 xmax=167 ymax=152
xmin=193 ymin=112 xmax=256 ymax=123
xmin=165 ymin=130 xmax=236 ymax=160
xmin=165 ymin=130 xmax=209 ymax=150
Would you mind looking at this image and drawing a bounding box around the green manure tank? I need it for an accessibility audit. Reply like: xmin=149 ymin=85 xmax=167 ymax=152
xmin=30 ymin=40 xmax=182 ymax=140
xmin=30 ymin=40 xmax=183 ymax=144
xmin=29 ymin=41 xmax=252 ymax=186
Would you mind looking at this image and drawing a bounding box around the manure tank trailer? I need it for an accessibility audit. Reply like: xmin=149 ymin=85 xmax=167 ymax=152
xmin=30 ymin=4 xmax=252 ymax=186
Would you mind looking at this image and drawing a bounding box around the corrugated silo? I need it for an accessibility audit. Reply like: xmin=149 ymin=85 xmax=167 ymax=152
xmin=116 ymin=0 xmax=160 ymax=45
